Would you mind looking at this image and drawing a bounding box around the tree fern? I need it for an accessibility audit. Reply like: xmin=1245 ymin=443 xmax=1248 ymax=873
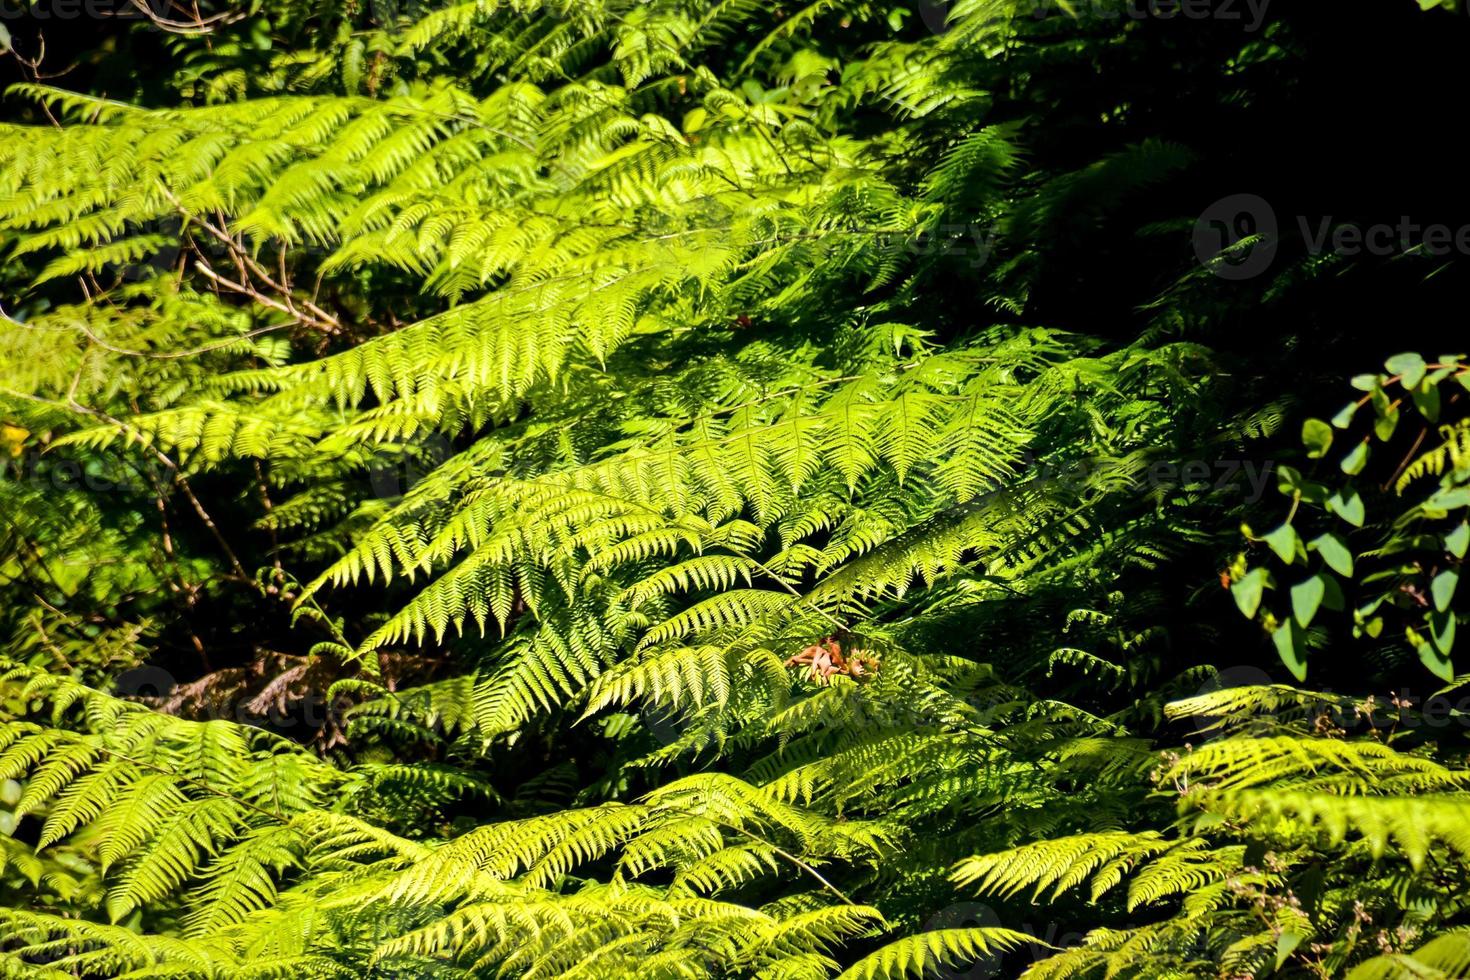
xmin=5 ymin=2 xmax=1470 ymax=977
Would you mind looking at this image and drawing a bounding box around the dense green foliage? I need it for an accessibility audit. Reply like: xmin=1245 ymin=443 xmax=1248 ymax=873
xmin=3 ymin=1 xmax=1470 ymax=976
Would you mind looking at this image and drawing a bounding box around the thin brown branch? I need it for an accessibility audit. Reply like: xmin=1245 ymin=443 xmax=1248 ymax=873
xmin=124 ymin=0 xmax=246 ymax=34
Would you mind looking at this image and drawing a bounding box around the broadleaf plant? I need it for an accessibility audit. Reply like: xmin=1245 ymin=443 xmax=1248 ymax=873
xmin=1235 ymin=354 xmax=1470 ymax=681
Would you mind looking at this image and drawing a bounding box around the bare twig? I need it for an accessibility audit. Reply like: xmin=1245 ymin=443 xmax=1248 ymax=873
xmin=124 ymin=0 xmax=246 ymax=35
xmin=0 ymin=384 xmax=252 ymax=583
